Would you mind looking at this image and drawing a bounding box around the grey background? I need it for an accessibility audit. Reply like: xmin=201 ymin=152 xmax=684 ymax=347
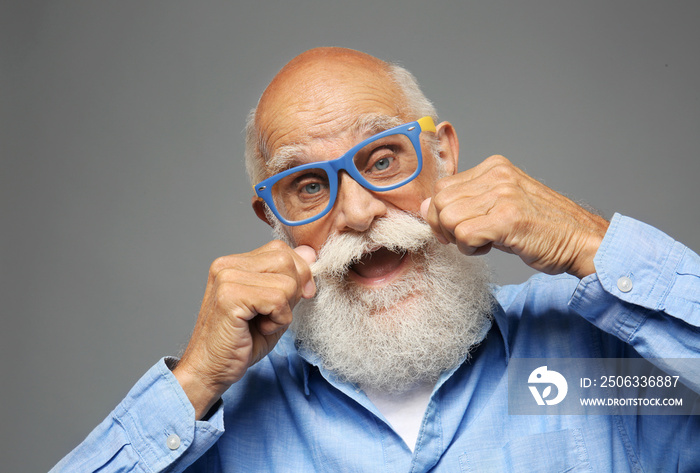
xmin=2 ymin=1 xmax=698 ymax=471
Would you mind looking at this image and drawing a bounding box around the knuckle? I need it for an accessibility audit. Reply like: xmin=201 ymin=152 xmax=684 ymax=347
xmin=436 ymin=173 xmax=460 ymax=192
xmin=494 ymin=201 xmax=520 ymax=224
xmin=271 ymin=251 xmax=296 ymax=273
xmin=209 ymin=256 xmax=228 ymax=276
xmin=213 ymin=283 xmax=234 ymax=308
xmin=267 ymin=288 xmax=291 ymax=312
xmin=210 ymin=267 xmax=241 ymax=288
xmin=493 ymin=182 xmax=520 ymax=199
xmin=433 ymin=177 xmax=450 ymax=195
xmin=276 ymin=273 xmax=299 ymax=297
xmin=491 ymin=163 xmax=517 ymax=182
xmin=209 ymin=255 xmax=244 ymax=279
xmin=437 ymin=207 xmax=461 ymax=231
xmin=266 ymin=239 xmax=290 ymax=251
xmin=453 ymin=223 xmax=471 ymax=242
xmin=432 ymin=191 xmax=451 ymax=211
xmin=487 ymin=154 xmax=511 ymax=165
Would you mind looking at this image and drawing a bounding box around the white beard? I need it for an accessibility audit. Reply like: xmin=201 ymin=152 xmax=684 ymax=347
xmin=290 ymin=210 xmax=495 ymax=394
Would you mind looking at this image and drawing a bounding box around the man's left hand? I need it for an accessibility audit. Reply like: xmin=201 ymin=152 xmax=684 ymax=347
xmin=421 ymin=155 xmax=609 ymax=278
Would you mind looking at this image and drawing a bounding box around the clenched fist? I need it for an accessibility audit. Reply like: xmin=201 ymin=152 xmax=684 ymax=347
xmin=173 ymin=241 xmax=316 ymax=418
xmin=421 ymin=155 xmax=609 ymax=278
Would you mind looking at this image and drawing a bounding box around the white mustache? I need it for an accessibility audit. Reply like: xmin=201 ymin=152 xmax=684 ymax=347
xmin=309 ymin=211 xmax=437 ymax=279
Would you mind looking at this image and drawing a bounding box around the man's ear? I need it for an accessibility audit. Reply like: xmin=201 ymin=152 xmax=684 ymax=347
xmin=435 ymin=121 xmax=459 ymax=176
xmin=252 ymin=196 xmax=272 ymax=226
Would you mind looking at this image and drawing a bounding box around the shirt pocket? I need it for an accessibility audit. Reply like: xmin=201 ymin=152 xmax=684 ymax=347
xmin=458 ymin=428 xmax=592 ymax=473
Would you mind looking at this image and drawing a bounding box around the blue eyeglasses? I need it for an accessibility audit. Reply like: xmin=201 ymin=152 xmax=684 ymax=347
xmin=254 ymin=116 xmax=436 ymax=226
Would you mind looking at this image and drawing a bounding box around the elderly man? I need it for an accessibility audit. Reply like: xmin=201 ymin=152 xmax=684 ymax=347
xmin=53 ymin=48 xmax=699 ymax=472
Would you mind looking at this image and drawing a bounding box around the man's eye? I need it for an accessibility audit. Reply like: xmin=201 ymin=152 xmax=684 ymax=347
xmin=373 ymin=156 xmax=394 ymax=171
xmin=303 ymin=182 xmax=322 ymax=194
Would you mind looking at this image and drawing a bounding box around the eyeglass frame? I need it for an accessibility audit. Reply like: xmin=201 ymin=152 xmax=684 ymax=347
xmin=253 ymin=116 xmax=436 ymax=226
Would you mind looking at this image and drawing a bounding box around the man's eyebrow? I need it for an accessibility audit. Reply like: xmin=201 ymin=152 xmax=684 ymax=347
xmin=350 ymin=114 xmax=404 ymax=137
xmin=264 ymin=114 xmax=404 ymax=177
xmin=266 ymin=144 xmax=308 ymax=176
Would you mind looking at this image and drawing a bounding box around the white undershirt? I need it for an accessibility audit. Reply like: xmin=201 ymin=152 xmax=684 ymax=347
xmin=363 ymin=382 xmax=435 ymax=452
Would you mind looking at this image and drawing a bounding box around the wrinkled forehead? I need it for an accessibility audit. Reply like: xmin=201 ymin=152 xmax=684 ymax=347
xmin=264 ymin=113 xmax=405 ymax=176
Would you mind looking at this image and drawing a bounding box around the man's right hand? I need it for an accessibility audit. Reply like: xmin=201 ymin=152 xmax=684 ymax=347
xmin=172 ymin=241 xmax=317 ymax=419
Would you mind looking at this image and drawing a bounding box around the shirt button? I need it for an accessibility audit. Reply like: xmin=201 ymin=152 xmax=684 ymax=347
xmin=166 ymin=434 xmax=181 ymax=450
xmin=617 ymin=276 xmax=633 ymax=293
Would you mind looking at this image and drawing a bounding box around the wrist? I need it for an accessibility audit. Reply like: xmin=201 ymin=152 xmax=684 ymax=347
xmin=172 ymin=362 xmax=223 ymax=420
xmin=568 ymin=213 xmax=609 ymax=279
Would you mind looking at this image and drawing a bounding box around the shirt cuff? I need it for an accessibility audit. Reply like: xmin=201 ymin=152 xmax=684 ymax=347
xmin=587 ymin=213 xmax=700 ymax=327
xmin=113 ymin=357 xmax=224 ymax=472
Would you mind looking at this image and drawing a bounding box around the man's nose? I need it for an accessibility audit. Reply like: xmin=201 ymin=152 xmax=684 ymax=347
xmin=332 ymin=173 xmax=387 ymax=232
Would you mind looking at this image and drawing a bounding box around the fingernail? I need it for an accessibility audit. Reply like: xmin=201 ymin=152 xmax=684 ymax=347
xmin=294 ymin=245 xmax=317 ymax=264
xmin=303 ymin=279 xmax=316 ymax=298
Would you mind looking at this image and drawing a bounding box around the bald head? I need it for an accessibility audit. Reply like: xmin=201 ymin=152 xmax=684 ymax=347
xmin=245 ymin=47 xmax=437 ymax=184
xmin=260 ymin=47 xmax=396 ymax=113
xmin=257 ymin=48 xmax=406 ymax=154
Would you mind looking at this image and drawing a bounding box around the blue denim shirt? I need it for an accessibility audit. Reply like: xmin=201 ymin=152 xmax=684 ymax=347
xmin=51 ymin=214 xmax=700 ymax=472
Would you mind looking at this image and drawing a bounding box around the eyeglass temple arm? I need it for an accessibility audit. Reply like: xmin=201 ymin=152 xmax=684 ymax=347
xmin=418 ymin=116 xmax=436 ymax=133
xmin=252 ymin=184 xmax=264 ymax=201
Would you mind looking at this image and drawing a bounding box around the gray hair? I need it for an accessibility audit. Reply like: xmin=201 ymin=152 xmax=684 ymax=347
xmin=244 ymin=62 xmax=438 ymax=185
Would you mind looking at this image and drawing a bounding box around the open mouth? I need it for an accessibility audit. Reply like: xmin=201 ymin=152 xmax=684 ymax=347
xmin=348 ymin=247 xmax=411 ymax=286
